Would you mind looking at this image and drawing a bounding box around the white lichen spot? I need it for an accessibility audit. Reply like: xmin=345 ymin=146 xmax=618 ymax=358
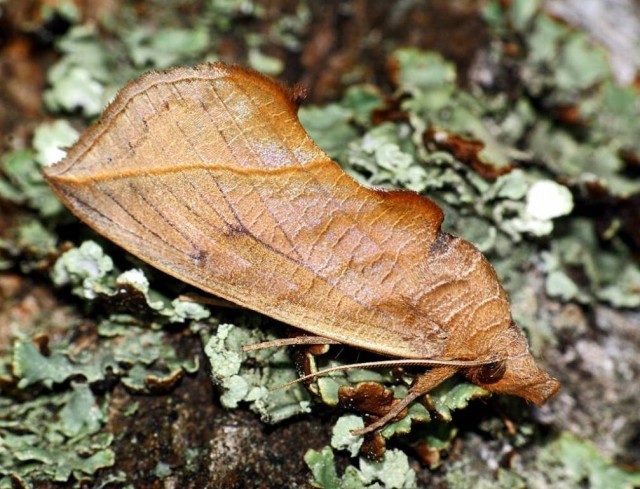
xmin=116 ymin=269 xmax=150 ymax=293
xmin=33 ymin=120 xmax=79 ymax=166
xmin=525 ymin=180 xmax=574 ymax=220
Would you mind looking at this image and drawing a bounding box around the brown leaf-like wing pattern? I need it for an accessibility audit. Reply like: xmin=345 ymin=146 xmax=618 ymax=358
xmin=44 ymin=64 xmax=512 ymax=360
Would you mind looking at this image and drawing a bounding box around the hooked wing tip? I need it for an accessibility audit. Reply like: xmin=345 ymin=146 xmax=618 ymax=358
xmin=521 ymin=374 xmax=561 ymax=406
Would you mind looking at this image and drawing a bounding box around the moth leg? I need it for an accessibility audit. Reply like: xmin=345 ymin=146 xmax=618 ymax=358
xmin=351 ymin=365 xmax=458 ymax=436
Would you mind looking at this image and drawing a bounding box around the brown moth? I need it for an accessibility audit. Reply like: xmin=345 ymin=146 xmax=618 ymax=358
xmin=44 ymin=63 xmax=560 ymax=434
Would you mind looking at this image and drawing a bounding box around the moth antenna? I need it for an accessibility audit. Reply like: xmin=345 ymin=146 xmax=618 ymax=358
xmin=243 ymin=336 xmax=341 ymax=351
xmin=507 ymin=351 xmax=529 ymax=361
xmin=272 ymin=358 xmax=493 ymax=391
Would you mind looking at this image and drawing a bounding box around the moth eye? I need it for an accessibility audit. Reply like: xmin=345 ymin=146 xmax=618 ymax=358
xmin=477 ymin=361 xmax=506 ymax=384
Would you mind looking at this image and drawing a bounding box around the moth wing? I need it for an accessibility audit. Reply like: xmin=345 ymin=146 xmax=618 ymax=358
xmin=45 ymin=64 xmax=455 ymax=359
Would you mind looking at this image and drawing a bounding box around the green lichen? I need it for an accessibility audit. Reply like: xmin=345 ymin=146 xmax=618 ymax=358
xmin=379 ymin=390 xmax=432 ymax=439
xmin=304 ymin=446 xmax=340 ymax=489
xmin=268 ymin=2 xmax=310 ymax=50
xmin=535 ymin=433 xmax=640 ymax=489
xmin=0 ymin=149 xmax=62 ymax=217
xmin=12 ymin=340 xmax=105 ymax=389
xmin=44 ymin=24 xmax=122 ymax=117
xmin=446 ymin=432 xmax=640 ymax=489
xmin=428 ymin=378 xmax=488 ymax=422
xmin=32 ymin=120 xmax=79 ymax=167
xmin=304 ymin=445 xmax=417 ymax=489
xmin=543 ymin=219 xmax=640 ymax=307
xmin=330 ymin=416 xmax=364 ymax=457
xmin=0 ymin=384 xmax=114 ymax=485
xmin=299 ymin=104 xmax=359 ymax=161
xmin=152 ymin=461 xmax=172 ymax=479
xmin=445 ymin=462 xmax=526 ymax=489
xmin=0 ymin=120 xmax=79 ymax=223
xmin=123 ymin=26 xmax=210 ymax=70
xmin=39 ymin=0 xmax=80 ymax=24
xmin=203 ymin=318 xmax=488 ymax=443
xmin=0 ymin=218 xmax=58 ymax=272
xmin=2 ymin=237 xmax=204 ymax=484
xmin=11 ymin=321 xmax=198 ymax=392
xmin=14 ymin=220 xmax=57 ymax=259
xmin=52 ymin=240 xmax=115 ymax=300
xmin=484 ymin=0 xmax=640 ymax=198
xmin=52 ymin=240 xmax=210 ymax=320
xmin=247 ymin=47 xmax=284 ymax=75
xmin=203 ymin=322 xmax=312 ymax=423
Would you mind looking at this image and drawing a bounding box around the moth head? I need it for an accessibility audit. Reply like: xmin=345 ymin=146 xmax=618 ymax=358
xmin=464 ymin=322 xmax=560 ymax=405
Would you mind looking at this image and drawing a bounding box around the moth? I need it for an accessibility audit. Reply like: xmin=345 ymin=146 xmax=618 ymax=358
xmin=44 ymin=63 xmax=560 ymax=434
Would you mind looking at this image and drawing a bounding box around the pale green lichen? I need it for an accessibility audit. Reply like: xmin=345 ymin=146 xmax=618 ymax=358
xmin=543 ymin=219 xmax=640 ymax=307
xmin=152 ymin=461 xmax=172 ymax=479
xmin=0 ymin=219 xmax=59 ymax=273
xmin=52 ymin=240 xmax=211 ymax=321
xmin=5 ymin=237 xmax=201 ymax=433
xmin=268 ymin=2 xmax=310 ymax=50
xmin=203 ymin=322 xmax=312 ymax=423
xmin=330 ymin=416 xmax=364 ymax=457
xmin=202 ymin=323 xmax=484 ymax=435
xmin=304 ymin=446 xmax=340 ymax=489
xmin=357 ymin=450 xmax=417 ymax=489
xmin=392 ymin=49 xmax=456 ymax=92
xmin=0 ymin=148 xmax=62 ymax=217
xmin=428 ymin=379 xmax=489 ymax=422
xmin=379 ymin=389 xmax=432 ymax=439
xmin=485 ymin=0 xmax=640 ymax=198
xmin=12 ymin=340 xmax=105 ymax=389
xmin=44 ymin=24 xmax=120 ymax=117
xmin=304 ymin=446 xmax=417 ymax=489
xmin=42 ymin=7 xmax=231 ymax=119
xmin=346 ymin=122 xmax=427 ymax=191
xmin=0 ymin=119 xmax=79 ymax=222
xmin=0 ymin=384 xmax=114 ymax=485
xmin=32 ymin=120 xmax=79 ymax=167
xmin=299 ymin=104 xmax=359 ymax=161
xmin=11 ymin=324 xmax=198 ymax=392
xmin=445 ymin=461 xmax=527 ymax=489
xmin=247 ymin=47 xmax=284 ymax=75
xmin=535 ymin=433 xmax=640 ymax=489
xmin=446 ymin=432 xmax=640 ymax=489
xmin=123 ymin=26 xmax=210 ymax=70
xmin=52 ymin=240 xmax=115 ymax=300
